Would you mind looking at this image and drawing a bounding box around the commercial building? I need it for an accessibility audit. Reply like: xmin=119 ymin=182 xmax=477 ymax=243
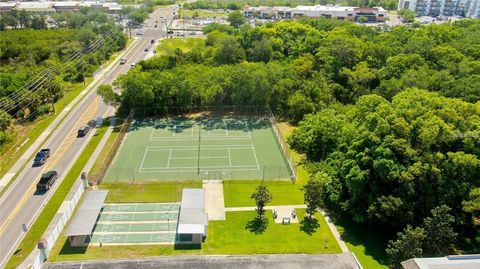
xmin=0 ymin=1 xmax=124 ymax=15
xmin=243 ymin=5 xmax=387 ymax=22
xmin=397 ymin=0 xmax=480 ymax=18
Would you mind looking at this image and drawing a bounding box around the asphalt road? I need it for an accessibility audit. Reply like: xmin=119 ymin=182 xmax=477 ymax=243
xmin=43 ymin=254 xmax=362 ymax=269
xmin=0 ymin=6 xmax=176 ymax=268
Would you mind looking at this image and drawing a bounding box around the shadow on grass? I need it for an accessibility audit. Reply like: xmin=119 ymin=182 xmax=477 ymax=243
xmin=245 ymin=217 xmax=268 ymax=234
xmin=300 ymin=216 xmax=319 ymax=235
xmin=334 ymin=215 xmax=390 ymax=266
xmin=174 ymin=244 xmax=201 ymax=250
xmin=58 ymin=240 xmax=87 ymax=255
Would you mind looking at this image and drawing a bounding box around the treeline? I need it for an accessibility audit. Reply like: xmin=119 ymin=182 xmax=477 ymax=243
xmin=0 ymin=9 xmax=47 ymax=30
xmin=107 ymin=18 xmax=480 ymax=265
xmin=0 ymin=7 xmax=127 ymax=149
xmin=182 ymin=0 xmax=397 ymax=10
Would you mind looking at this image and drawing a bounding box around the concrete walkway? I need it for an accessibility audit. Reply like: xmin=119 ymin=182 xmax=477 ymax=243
xmin=225 ymin=204 xmax=307 ymax=211
xmin=203 ymin=180 xmax=225 ymax=220
xmin=320 ymin=209 xmax=350 ymax=253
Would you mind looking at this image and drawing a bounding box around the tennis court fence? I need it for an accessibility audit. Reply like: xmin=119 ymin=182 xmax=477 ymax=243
xmin=89 ymin=109 xmax=134 ymax=185
xmin=268 ymin=109 xmax=297 ymax=182
xmin=105 ymin=165 xmax=291 ymax=182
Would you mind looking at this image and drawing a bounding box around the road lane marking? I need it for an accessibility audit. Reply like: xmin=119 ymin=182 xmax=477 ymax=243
xmin=0 ymin=97 xmax=99 ymax=237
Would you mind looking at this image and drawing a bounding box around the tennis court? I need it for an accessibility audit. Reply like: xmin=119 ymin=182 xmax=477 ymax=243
xmin=89 ymin=203 xmax=179 ymax=245
xmin=104 ymin=115 xmax=292 ymax=181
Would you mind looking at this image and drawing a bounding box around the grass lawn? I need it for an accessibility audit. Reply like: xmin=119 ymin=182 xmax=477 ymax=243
xmin=88 ymin=128 xmax=119 ymax=175
xmin=334 ymin=218 xmax=390 ymax=269
xmin=180 ymin=9 xmax=227 ymax=18
xmin=0 ymin=79 xmax=92 ymax=184
xmin=50 ymin=209 xmax=340 ymax=261
xmin=5 ymin=126 xmax=109 ymax=269
xmin=223 ymin=180 xmax=303 ymax=207
xmin=99 ymin=181 xmax=202 ymax=203
xmin=155 ymin=38 xmax=204 ymax=57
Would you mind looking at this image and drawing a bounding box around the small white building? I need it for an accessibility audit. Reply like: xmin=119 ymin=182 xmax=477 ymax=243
xmin=177 ymin=188 xmax=208 ymax=244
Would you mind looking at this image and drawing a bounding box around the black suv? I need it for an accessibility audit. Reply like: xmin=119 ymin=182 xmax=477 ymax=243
xmin=33 ymin=148 xmax=50 ymax=166
xmin=77 ymin=125 xmax=90 ymax=137
xmin=36 ymin=171 xmax=58 ymax=191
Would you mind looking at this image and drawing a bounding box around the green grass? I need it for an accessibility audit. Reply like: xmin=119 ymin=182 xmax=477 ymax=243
xmin=89 ymin=128 xmax=119 ymax=175
xmin=180 ymin=9 xmax=227 ymax=18
xmin=334 ymin=218 xmax=390 ymax=269
xmin=50 ymin=209 xmax=341 ymax=261
xmin=5 ymin=126 xmax=109 ymax=269
xmin=0 ymin=79 xmax=92 ymax=182
xmin=155 ymin=38 xmax=204 ymax=56
xmin=99 ymin=181 xmax=202 ymax=203
xmin=223 ymin=180 xmax=303 ymax=207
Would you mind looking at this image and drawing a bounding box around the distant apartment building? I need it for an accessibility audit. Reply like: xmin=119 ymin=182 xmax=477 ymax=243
xmin=243 ymin=5 xmax=387 ymax=22
xmin=398 ymin=0 xmax=480 ymax=18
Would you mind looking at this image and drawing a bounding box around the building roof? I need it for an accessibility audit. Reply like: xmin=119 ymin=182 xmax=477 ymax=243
xmin=401 ymin=254 xmax=480 ymax=269
xmin=177 ymin=189 xmax=208 ymax=235
xmin=65 ymin=190 xmax=108 ymax=237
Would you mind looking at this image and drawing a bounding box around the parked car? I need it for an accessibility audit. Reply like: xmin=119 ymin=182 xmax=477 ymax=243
xmin=167 ymin=30 xmax=174 ymax=35
xmin=33 ymin=149 xmax=50 ymax=166
xmin=189 ymin=31 xmax=196 ymax=35
xmin=130 ymin=63 xmax=136 ymax=68
xmin=36 ymin=171 xmax=58 ymax=191
xmin=151 ymin=39 xmax=155 ymax=44
xmin=77 ymin=125 xmax=90 ymax=137
xmin=144 ymin=47 xmax=148 ymax=52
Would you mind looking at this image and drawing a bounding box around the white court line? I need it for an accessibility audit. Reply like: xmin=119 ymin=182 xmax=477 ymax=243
xmin=228 ymin=148 xmax=232 ymax=167
xmin=138 ymin=148 xmax=150 ymax=173
xmin=150 ymin=136 xmax=250 ymax=141
xmin=139 ymin=167 xmax=260 ymax=173
xmin=170 ymin=156 xmax=229 ymax=160
xmin=251 ymin=145 xmax=260 ymax=170
xmin=167 ymin=149 xmax=172 ymax=168
xmin=147 ymin=145 xmax=253 ymax=149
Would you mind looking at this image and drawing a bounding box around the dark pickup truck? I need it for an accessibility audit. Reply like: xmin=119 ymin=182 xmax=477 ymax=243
xmin=36 ymin=171 xmax=58 ymax=191
xmin=33 ymin=149 xmax=50 ymax=166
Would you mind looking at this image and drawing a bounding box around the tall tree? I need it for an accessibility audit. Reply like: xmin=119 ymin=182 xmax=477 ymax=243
xmin=422 ymin=205 xmax=457 ymax=256
xmin=227 ymin=11 xmax=246 ymax=28
xmin=386 ymin=226 xmax=426 ymax=269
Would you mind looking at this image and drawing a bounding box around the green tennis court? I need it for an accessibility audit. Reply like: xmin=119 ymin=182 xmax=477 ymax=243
xmin=89 ymin=203 xmax=179 ymax=245
xmin=104 ymin=115 xmax=292 ymax=181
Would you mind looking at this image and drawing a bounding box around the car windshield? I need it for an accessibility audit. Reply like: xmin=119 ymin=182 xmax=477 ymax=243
xmin=35 ymin=153 xmax=44 ymax=160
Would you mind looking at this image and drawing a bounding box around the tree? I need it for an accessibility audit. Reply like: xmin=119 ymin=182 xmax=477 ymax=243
xmin=227 ymin=11 xmax=246 ymax=28
xmin=287 ymin=91 xmax=315 ymax=123
xmin=246 ymin=184 xmax=272 ymax=234
xmin=0 ymin=110 xmax=11 ymax=131
xmin=358 ymin=16 xmax=368 ymax=23
xmin=214 ymin=37 xmax=245 ymax=65
xmin=463 ymin=188 xmax=480 ymax=225
xmin=31 ymin=15 xmax=47 ymax=30
xmin=303 ymin=175 xmax=325 ymax=218
xmin=97 ymin=84 xmax=120 ymax=107
xmin=422 ymin=205 xmax=457 ymax=256
xmin=386 ymin=226 xmax=426 ymax=269
xmin=398 ymin=9 xmax=416 ymax=23
xmin=247 ymin=38 xmax=273 ymax=63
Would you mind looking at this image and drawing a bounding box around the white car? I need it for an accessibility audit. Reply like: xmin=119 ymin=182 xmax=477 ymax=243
xmin=130 ymin=63 xmax=136 ymax=68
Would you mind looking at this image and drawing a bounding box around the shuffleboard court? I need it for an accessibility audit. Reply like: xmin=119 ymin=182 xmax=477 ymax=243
xmin=89 ymin=203 xmax=179 ymax=245
xmin=104 ymin=115 xmax=292 ymax=181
